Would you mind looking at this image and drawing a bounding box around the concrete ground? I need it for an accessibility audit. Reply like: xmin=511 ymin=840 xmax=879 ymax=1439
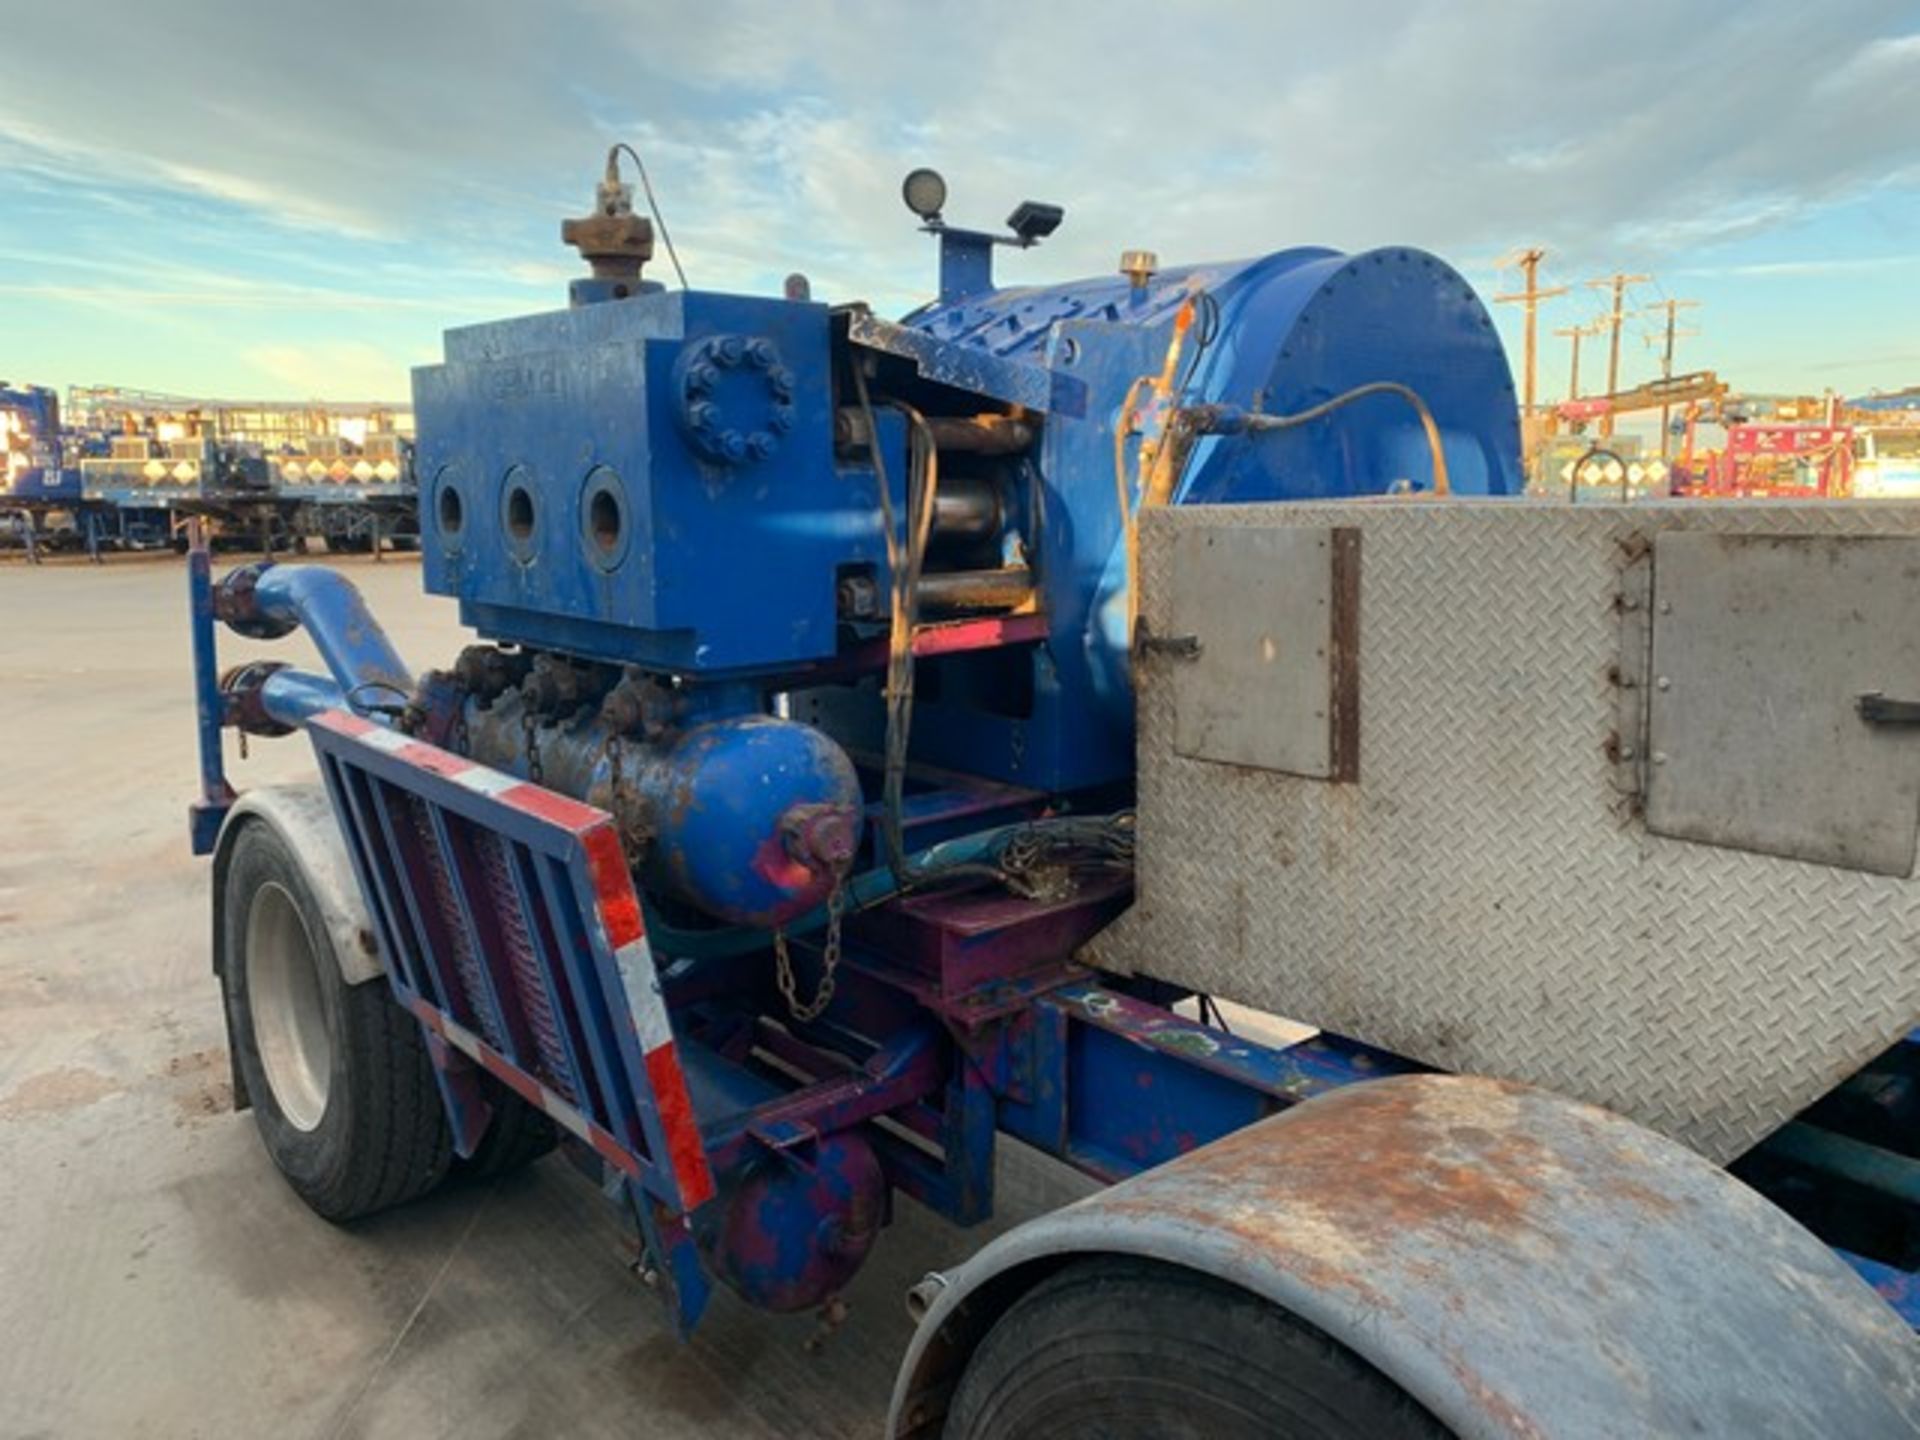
xmin=0 ymin=552 xmax=1091 ymax=1440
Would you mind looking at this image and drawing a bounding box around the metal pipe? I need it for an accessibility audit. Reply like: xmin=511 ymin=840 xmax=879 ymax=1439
xmin=647 ymin=824 xmax=1034 ymax=959
xmin=916 ymin=565 xmax=1034 ymax=612
xmin=1762 ymin=1122 xmax=1920 ymax=1208
xmin=213 ymin=562 xmax=414 ymax=706
xmin=836 ymin=408 xmax=1036 ymax=456
xmin=225 ymin=665 xmax=347 ymax=731
xmin=458 ymin=689 xmax=862 ymax=928
xmin=930 ymin=474 xmax=1003 ymax=541
xmin=186 ymin=520 xmax=234 ymax=854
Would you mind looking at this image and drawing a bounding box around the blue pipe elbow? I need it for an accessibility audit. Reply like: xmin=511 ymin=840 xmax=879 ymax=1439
xmin=214 ymin=563 xmax=414 ymax=707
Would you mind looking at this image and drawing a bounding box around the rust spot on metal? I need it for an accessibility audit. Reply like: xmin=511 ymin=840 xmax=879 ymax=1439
xmin=1449 ymin=1359 xmax=1550 ymax=1440
xmin=1102 ymin=1077 xmax=1684 ymax=1327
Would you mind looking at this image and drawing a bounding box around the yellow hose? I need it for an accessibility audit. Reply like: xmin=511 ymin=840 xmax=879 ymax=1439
xmin=1117 ymin=300 xmax=1198 ymax=639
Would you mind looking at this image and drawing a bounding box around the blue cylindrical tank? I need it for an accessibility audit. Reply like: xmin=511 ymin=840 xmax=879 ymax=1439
xmin=213 ymin=562 xmax=864 ymax=930
xmin=630 ymin=714 xmax=863 ymax=929
xmin=453 ymin=700 xmax=863 ymax=930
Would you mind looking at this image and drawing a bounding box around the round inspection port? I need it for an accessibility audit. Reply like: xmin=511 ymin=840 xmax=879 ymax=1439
xmin=589 ymin=489 xmax=619 ymax=550
xmin=431 ymin=466 xmax=467 ymax=554
xmin=500 ymin=465 xmax=539 ymax=563
xmin=579 ymin=467 xmax=631 ymax=572
xmin=506 ymin=486 xmax=534 ymax=538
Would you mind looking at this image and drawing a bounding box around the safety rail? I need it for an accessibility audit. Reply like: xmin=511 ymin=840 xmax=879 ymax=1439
xmin=307 ymin=709 xmax=714 ymax=1216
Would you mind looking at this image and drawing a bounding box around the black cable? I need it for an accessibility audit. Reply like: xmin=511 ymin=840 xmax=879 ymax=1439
xmin=1178 ymin=290 xmax=1220 ymax=394
xmin=848 ymin=356 xmax=1009 ymax=892
xmin=610 ymin=142 xmax=687 ymax=290
xmin=344 ymin=679 xmax=412 ymax=716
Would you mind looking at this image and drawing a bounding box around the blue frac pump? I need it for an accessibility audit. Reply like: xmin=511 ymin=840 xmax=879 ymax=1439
xmin=352 ymin=152 xmax=1521 ymax=929
xmin=205 ymin=146 xmax=1524 ymax=1319
xmin=188 ymin=153 xmax=1920 ymax=1430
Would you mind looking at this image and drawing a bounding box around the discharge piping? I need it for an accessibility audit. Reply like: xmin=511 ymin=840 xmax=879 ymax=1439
xmin=213 ymin=563 xmax=415 ymax=711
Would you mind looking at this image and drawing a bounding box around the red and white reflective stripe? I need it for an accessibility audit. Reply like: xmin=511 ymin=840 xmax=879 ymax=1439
xmin=581 ymin=823 xmax=716 ymax=1211
xmin=311 ymin=709 xmax=605 ymax=830
xmin=317 ymin=706 xmax=716 ymax=1210
xmin=408 ymin=997 xmax=643 ymax=1182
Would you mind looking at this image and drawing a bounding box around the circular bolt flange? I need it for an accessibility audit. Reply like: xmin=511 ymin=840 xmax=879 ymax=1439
xmin=674 ymin=334 xmax=794 ymax=467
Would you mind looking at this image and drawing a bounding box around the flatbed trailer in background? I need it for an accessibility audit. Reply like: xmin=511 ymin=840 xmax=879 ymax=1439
xmin=1 ymin=383 xmax=419 ymax=560
xmin=178 ymin=154 xmax=1920 ymax=1437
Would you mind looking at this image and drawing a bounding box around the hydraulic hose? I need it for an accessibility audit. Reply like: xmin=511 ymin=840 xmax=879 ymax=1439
xmin=645 ymin=811 xmax=1134 ymax=960
xmin=1228 ymin=382 xmax=1452 ymax=497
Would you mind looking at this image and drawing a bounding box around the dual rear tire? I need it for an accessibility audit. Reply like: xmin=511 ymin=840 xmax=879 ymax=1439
xmin=218 ymin=821 xmax=550 ymax=1220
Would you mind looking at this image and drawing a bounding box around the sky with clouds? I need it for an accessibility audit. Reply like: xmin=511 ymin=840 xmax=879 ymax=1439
xmin=2 ymin=0 xmax=1916 ymax=404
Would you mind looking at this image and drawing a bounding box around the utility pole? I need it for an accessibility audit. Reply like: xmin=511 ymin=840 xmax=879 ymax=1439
xmin=1586 ymin=272 xmax=1652 ymax=438
xmin=1493 ymin=249 xmax=1568 ymax=418
xmin=1642 ymin=298 xmax=1701 ymax=459
xmin=1555 ymin=320 xmax=1603 ymax=403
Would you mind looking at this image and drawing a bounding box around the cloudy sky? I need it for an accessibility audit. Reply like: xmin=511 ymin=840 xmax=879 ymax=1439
xmin=2 ymin=1 xmax=1916 ymax=403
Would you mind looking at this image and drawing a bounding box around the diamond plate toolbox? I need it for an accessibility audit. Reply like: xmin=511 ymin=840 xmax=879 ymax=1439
xmin=1092 ymin=499 xmax=1920 ymax=1162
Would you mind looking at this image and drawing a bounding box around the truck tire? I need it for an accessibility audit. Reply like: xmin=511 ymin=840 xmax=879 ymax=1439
xmin=943 ymin=1256 xmax=1449 ymax=1440
xmin=450 ymin=1086 xmax=557 ymax=1182
xmin=221 ymin=821 xmax=453 ymax=1220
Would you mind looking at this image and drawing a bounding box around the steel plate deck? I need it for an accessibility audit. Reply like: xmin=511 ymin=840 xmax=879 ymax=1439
xmin=1096 ymin=498 xmax=1920 ymax=1161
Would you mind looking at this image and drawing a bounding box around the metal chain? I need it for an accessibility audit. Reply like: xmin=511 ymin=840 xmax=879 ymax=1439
xmin=602 ymin=731 xmax=641 ymax=863
xmin=521 ymin=706 xmax=545 ymax=787
xmin=774 ymin=878 xmax=845 ymax=1024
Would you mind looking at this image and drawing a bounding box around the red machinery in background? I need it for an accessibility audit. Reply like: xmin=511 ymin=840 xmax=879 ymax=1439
xmin=1677 ymin=422 xmax=1856 ymax=498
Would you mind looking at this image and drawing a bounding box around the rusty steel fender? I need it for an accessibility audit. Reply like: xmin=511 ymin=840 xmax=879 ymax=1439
xmin=210 ymin=782 xmax=386 ymax=987
xmin=889 ymin=1075 xmax=1920 ymax=1439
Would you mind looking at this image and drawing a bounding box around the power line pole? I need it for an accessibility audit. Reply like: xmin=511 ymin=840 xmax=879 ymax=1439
xmin=1493 ymin=248 xmax=1568 ymax=418
xmin=1642 ymin=298 xmax=1701 ymax=459
xmin=1555 ymin=320 xmax=1603 ymax=403
xmin=1586 ymin=272 xmax=1652 ymax=438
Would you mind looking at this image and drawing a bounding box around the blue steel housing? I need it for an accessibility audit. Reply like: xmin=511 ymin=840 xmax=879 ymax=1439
xmin=415 ymin=292 xmax=861 ymax=673
xmin=184 ymin=160 xmax=1920 ymax=1431
xmin=885 ymin=245 xmax=1523 ymax=790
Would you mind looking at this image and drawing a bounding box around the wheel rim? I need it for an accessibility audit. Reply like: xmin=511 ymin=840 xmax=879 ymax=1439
xmin=245 ymin=880 xmax=333 ymax=1132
